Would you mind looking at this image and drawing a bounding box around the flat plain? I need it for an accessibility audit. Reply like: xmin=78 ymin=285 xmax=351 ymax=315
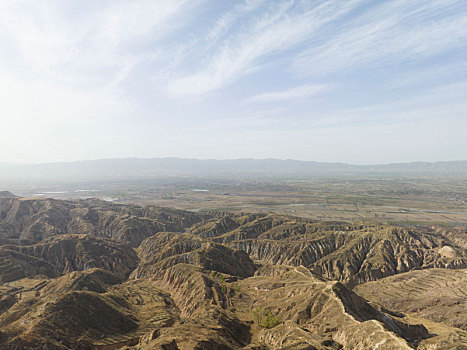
xmin=16 ymin=176 xmax=467 ymax=226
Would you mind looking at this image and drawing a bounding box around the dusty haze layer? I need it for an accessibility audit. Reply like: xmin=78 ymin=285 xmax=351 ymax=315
xmin=1 ymin=158 xmax=466 ymax=184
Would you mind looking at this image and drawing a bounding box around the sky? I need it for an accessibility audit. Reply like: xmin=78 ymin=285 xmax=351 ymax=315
xmin=0 ymin=0 xmax=466 ymax=164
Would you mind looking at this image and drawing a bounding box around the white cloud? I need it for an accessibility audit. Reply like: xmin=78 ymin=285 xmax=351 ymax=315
xmin=294 ymin=0 xmax=467 ymax=76
xmin=206 ymin=0 xmax=265 ymax=44
xmin=166 ymin=0 xmax=467 ymax=97
xmin=0 ymin=0 xmax=201 ymax=162
xmin=0 ymin=0 xmax=465 ymax=163
xmin=246 ymin=84 xmax=328 ymax=103
xmin=166 ymin=0 xmax=365 ymax=97
xmin=389 ymin=61 xmax=467 ymax=88
xmin=0 ymin=0 xmax=194 ymax=85
xmin=0 ymin=69 xmax=130 ymax=126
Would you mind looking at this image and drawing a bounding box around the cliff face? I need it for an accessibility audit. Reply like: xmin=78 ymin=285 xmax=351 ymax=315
xmin=0 ymin=197 xmax=465 ymax=349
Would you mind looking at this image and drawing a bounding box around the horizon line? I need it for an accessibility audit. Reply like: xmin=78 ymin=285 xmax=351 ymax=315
xmin=1 ymin=157 xmax=466 ymax=168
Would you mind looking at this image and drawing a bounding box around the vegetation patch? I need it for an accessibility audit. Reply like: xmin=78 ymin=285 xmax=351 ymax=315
xmin=253 ymin=308 xmax=280 ymax=329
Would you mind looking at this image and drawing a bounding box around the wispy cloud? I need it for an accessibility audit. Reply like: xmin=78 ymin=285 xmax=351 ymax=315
xmin=206 ymin=0 xmax=265 ymax=44
xmin=0 ymin=0 xmax=201 ymax=146
xmin=165 ymin=0 xmax=467 ymax=97
xmin=294 ymin=0 xmax=467 ymax=76
xmin=166 ymin=0 xmax=365 ymax=97
xmin=0 ymin=0 xmax=196 ymax=85
xmin=389 ymin=61 xmax=467 ymax=88
xmin=246 ymin=84 xmax=328 ymax=103
xmin=0 ymin=0 xmax=465 ymax=163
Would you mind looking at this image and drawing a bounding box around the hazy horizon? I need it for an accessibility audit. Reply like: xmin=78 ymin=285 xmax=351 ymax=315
xmin=1 ymin=1 xmax=466 ymax=164
xmin=1 ymin=156 xmax=467 ymax=167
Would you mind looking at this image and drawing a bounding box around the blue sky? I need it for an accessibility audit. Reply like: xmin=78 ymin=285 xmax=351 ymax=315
xmin=0 ymin=0 xmax=466 ymax=164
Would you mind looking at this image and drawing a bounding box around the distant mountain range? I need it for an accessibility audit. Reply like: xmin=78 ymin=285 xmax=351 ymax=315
xmin=0 ymin=158 xmax=466 ymax=183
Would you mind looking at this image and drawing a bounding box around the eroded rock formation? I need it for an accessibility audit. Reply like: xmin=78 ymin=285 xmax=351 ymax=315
xmin=0 ymin=196 xmax=465 ymax=349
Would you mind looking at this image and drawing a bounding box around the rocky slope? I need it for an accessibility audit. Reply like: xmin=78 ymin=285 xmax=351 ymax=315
xmin=133 ymin=232 xmax=256 ymax=279
xmin=0 ymin=197 xmax=208 ymax=245
xmin=0 ymin=196 xmax=465 ymax=349
xmin=191 ymin=214 xmax=467 ymax=287
xmin=354 ymin=268 xmax=467 ymax=330
xmin=0 ymin=234 xmax=139 ymax=282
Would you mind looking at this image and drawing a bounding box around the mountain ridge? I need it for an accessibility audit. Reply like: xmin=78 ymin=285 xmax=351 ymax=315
xmin=1 ymin=157 xmax=466 ymax=183
xmin=0 ymin=196 xmax=466 ymax=349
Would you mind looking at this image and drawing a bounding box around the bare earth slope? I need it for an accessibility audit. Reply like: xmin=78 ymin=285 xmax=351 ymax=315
xmin=0 ymin=196 xmax=208 ymax=245
xmin=193 ymin=214 xmax=466 ymax=287
xmin=354 ymin=268 xmax=467 ymax=330
xmin=0 ymin=196 xmax=465 ymax=349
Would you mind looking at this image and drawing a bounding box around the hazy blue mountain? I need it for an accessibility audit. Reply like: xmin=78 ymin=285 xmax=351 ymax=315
xmin=0 ymin=158 xmax=466 ymax=183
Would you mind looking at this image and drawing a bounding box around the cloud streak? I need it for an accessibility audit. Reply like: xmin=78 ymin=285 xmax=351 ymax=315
xmin=166 ymin=0 xmax=365 ymax=97
xmin=0 ymin=0 xmax=196 ymax=86
xmin=0 ymin=0 xmax=465 ymax=163
xmin=246 ymin=84 xmax=328 ymax=103
xmin=294 ymin=0 xmax=467 ymax=76
xmin=165 ymin=0 xmax=467 ymax=98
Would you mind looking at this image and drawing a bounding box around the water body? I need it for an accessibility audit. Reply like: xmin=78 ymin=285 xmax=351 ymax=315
xmin=34 ymin=191 xmax=68 ymax=196
xmin=383 ymin=206 xmax=467 ymax=215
